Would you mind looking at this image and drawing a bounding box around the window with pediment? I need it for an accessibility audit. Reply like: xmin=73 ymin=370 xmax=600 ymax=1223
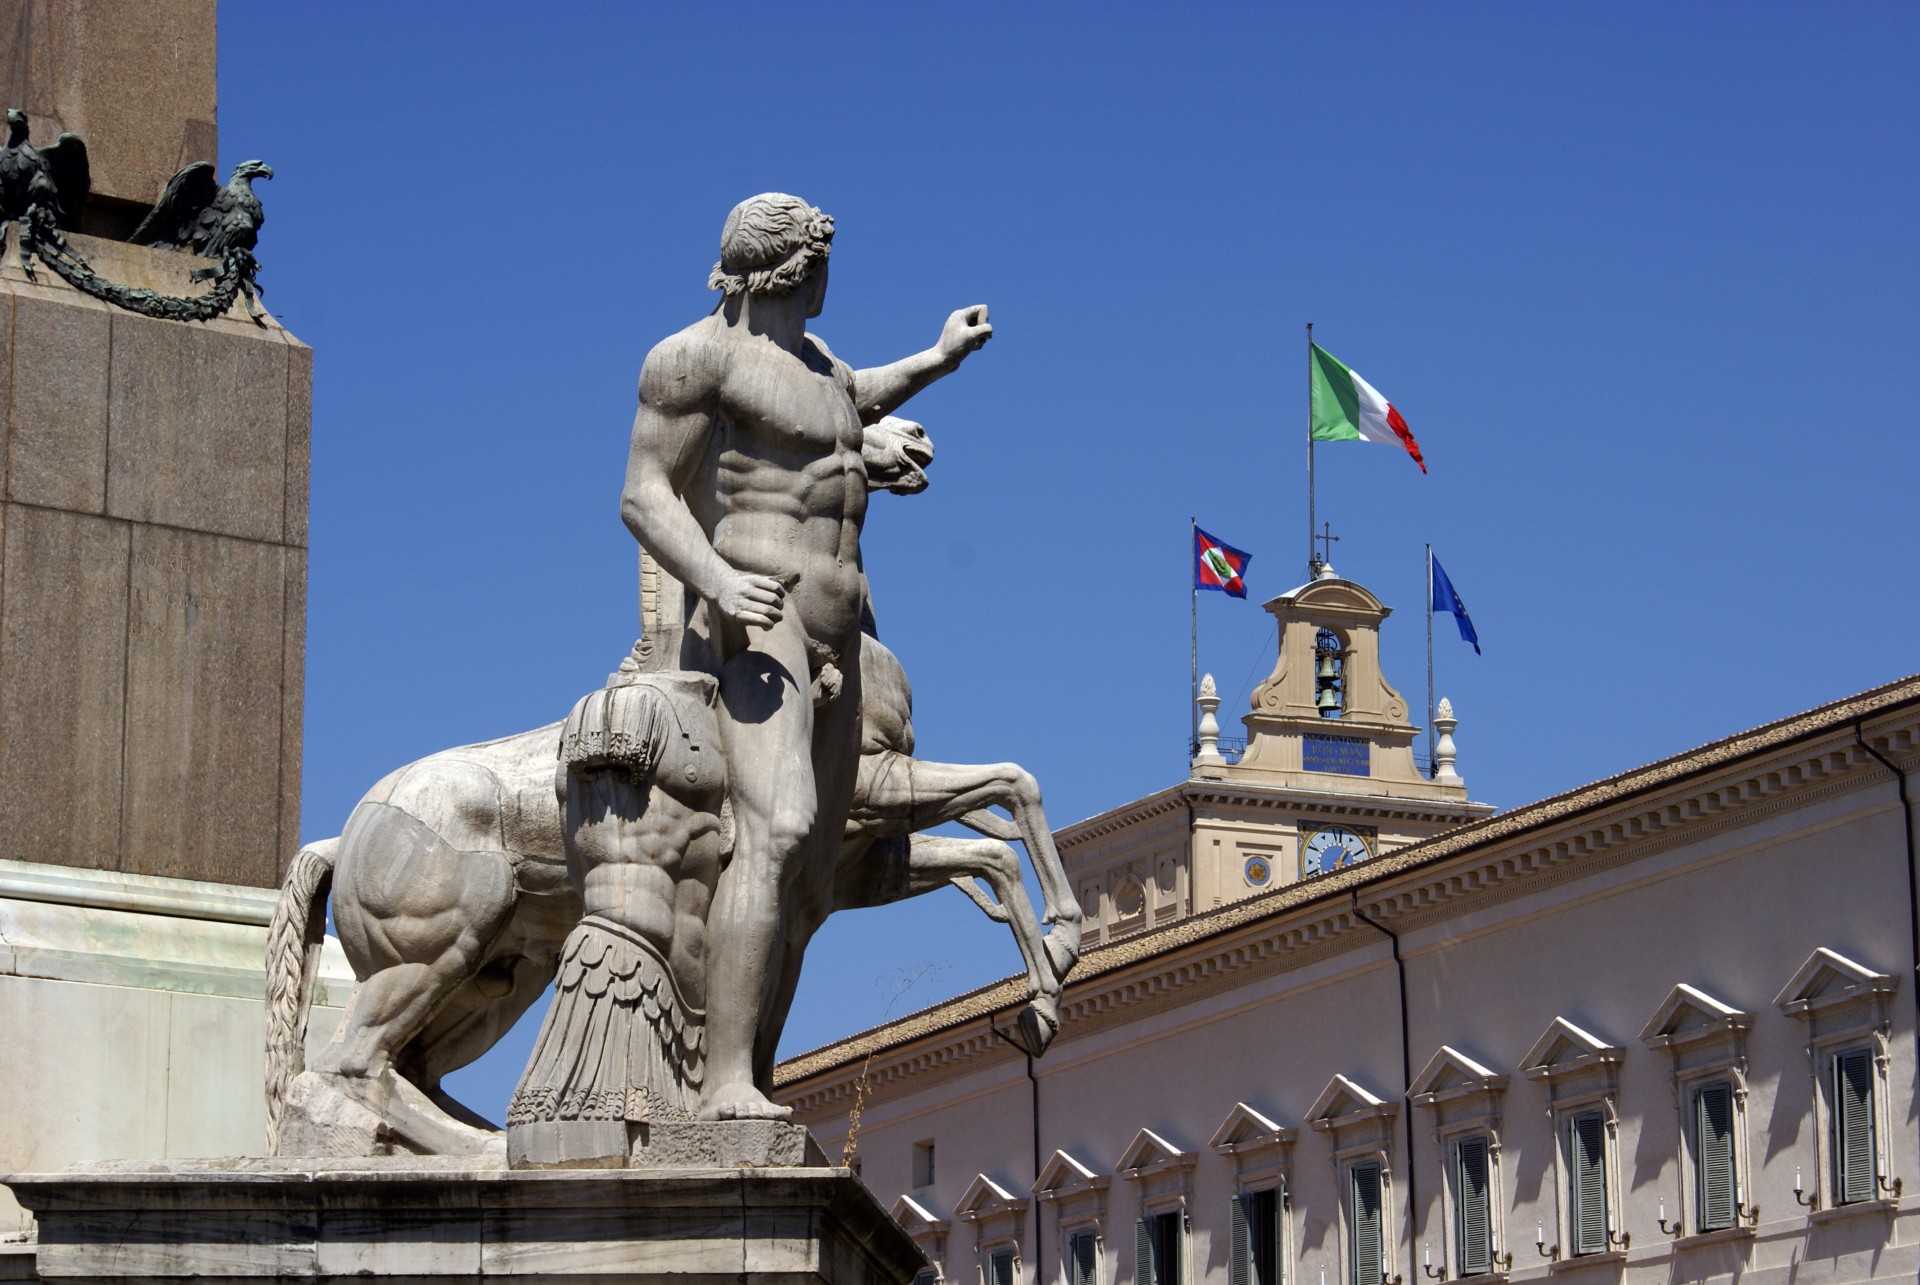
xmin=1638 ymin=983 xmax=1756 ymax=1238
xmin=957 ymin=1174 xmax=1030 ymax=1285
xmin=1211 ymin=1103 xmax=1296 ymax=1285
xmin=1035 ymin=1151 xmax=1110 ymax=1285
xmin=1118 ymin=1129 xmax=1195 ymax=1285
xmin=1773 ymin=947 xmax=1902 ymax=1213
xmin=1308 ymin=1075 xmax=1400 ymax=1285
xmin=1407 ymin=1047 xmax=1511 ymax=1279
xmin=1520 ymin=1019 xmax=1626 ymax=1260
xmin=893 ymin=1194 xmax=951 ymax=1285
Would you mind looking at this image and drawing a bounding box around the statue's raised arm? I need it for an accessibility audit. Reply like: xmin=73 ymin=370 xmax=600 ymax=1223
xmin=848 ymin=305 xmax=994 ymax=424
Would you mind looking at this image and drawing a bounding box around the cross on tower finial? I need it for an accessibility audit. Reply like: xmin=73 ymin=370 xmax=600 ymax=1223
xmin=1311 ymin=522 xmax=1339 ymax=573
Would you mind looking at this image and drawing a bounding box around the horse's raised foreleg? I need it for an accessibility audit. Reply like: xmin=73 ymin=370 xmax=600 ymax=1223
xmin=904 ymin=832 xmax=1057 ymax=1008
xmin=869 ymin=758 xmax=1085 ymax=983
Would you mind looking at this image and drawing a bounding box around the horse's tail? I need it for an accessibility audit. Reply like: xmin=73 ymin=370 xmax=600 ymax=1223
xmin=263 ymin=837 xmax=339 ymax=1154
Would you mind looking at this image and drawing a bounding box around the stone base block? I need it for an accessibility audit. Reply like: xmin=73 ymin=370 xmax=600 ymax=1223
xmin=4 ymin=1157 xmax=923 ymax=1285
xmin=508 ymin=1119 xmax=826 ymax=1171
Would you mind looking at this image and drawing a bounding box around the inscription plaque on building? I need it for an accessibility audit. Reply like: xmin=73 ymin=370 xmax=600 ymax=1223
xmin=1303 ymin=733 xmax=1369 ymax=776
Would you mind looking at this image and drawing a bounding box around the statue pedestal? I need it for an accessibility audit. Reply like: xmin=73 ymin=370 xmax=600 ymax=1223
xmin=5 ymin=1156 xmax=923 ymax=1285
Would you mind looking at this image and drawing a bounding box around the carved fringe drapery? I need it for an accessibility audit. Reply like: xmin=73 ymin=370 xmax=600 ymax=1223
xmin=505 ymin=916 xmax=706 ymax=1127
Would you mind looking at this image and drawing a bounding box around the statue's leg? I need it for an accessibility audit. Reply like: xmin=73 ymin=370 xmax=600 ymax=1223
xmin=394 ymin=947 xmax=559 ymax=1125
xmin=314 ymin=808 xmax=518 ymax=1081
xmin=703 ymin=612 xmax=816 ymax=1121
xmin=749 ymin=637 xmax=867 ymax=1093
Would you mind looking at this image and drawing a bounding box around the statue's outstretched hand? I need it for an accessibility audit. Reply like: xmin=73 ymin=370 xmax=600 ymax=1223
xmin=938 ymin=305 xmax=993 ymax=365
xmin=714 ymin=570 xmax=787 ymax=628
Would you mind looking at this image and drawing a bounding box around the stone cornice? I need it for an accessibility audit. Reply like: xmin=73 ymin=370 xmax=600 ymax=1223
xmin=1058 ymin=779 xmax=1492 ymax=852
xmin=775 ymin=677 xmax=1920 ymax=1113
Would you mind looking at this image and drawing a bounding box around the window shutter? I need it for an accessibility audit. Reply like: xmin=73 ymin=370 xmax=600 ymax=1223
xmin=1833 ymin=1049 xmax=1877 ymax=1204
xmin=1694 ymin=1083 xmax=1736 ymax=1230
xmin=1569 ymin=1113 xmax=1608 ymax=1255
xmin=1135 ymin=1218 xmax=1155 ymax=1285
xmin=1230 ymin=1196 xmax=1252 ymax=1285
xmin=1069 ymin=1232 xmax=1097 ymax=1285
xmin=1349 ymin=1164 xmax=1383 ymax=1285
xmin=1454 ymin=1136 xmax=1491 ymax=1276
xmin=991 ymin=1250 xmax=1015 ymax=1285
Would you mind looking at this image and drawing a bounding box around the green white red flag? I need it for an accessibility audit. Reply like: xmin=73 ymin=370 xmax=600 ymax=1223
xmin=1309 ymin=343 xmax=1426 ymax=474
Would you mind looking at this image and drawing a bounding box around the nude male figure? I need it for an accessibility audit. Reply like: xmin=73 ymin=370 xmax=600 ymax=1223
xmin=620 ymin=193 xmax=991 ymax=1119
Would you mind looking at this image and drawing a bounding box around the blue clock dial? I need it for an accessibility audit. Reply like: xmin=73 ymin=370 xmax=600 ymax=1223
xmin=1302 ymin=825 xmax=1373 ymax=877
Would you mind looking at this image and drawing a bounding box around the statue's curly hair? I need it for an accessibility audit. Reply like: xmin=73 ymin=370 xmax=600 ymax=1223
xmin=708 ymin=193 xmax=835 ymax=298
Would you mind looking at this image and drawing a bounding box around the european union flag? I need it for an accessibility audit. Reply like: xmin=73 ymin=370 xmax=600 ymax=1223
xmin=1430 ymin=554 xmax=1481 ymax=655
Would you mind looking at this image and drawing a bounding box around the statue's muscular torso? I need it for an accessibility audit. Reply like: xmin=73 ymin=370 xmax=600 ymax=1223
xmin=666 ymin=314 xmax=870 ymax=654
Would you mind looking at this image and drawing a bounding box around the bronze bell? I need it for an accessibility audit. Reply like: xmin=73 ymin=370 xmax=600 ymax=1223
xmin=1316 ymin=653 xmax=1340 ymax=680
xmin=1316 ymin=685 xmax=1341 ymax=711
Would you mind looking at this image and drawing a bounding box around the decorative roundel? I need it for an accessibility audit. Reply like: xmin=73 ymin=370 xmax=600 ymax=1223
xmin=1244 ymin=855 xmax=1273 ymax=888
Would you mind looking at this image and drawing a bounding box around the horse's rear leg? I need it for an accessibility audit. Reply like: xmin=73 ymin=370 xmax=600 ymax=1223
xmin=397 ymin=949 xmax=559 ymax=1124
xmin=314 ymin=804 xmax=517 ymax=1082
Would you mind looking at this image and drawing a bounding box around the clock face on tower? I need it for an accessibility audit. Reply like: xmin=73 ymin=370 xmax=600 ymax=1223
xmin=1300 ymin=823 xmax=1376 ymax=878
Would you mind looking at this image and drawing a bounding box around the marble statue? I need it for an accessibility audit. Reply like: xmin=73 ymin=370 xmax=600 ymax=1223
xmin=620 ymin=192 xmax=1006 ymax=1120
xmin=265 ymin=408 xmax=1078 ymax=1158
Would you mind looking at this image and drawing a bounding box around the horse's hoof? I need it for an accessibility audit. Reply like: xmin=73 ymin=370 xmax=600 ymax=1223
xmin=1009 ymin=997 xmax=1061 ymax=1057
xmin=1043 ymin=923 xmax=1082 ymax=981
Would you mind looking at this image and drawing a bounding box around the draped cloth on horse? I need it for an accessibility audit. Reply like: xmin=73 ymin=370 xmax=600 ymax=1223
xmin=506 ymin=914 xmax=706 ymax=1127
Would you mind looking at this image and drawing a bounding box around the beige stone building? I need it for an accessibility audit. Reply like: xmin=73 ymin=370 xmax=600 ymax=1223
xmin=775 ymin=570 xmax=1919 ymax=1285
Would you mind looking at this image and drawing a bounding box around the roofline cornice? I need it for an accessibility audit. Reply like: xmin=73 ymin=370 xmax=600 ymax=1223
xmin=775 ymin=680 xmax=1920 ymax=1109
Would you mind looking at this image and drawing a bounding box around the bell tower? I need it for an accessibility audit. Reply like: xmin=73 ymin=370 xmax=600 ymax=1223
xmin=1059 ymin=563 xmax=1493 ymax=946
xmin=1229 ymin=566 xmax=1445 ymax=794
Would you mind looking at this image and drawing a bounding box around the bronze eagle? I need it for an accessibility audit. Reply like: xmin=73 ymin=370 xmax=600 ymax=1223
xmin=131 ymin=159 xmax=274 ymax=259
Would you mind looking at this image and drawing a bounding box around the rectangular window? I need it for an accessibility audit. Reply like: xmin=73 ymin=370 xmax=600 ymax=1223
xmin=1134 ymin=1213 xmax=1181 ymax=1285
xmin=1693 ymin=1082 xmax=1736 ymax=1231
xmin=1230 ymin=1190 xmax=1280 ymax=1285
xmin=1453 ymin=1136 xmax=1491 ymax=1276
xmin=1567 ymin=1112 xmax=1609 ymax=1256
xmin=990 ymin=1249 xmax=1016 ymax=1285
xmin=914 ymin=1140 xmax=937 ymax=1189
xmin=914 ymin=1271 xmax=938 ymax=1285
xmin=1831 ymin=1048 xmax=1878 ymax=1205
xmin=1068 ymin=1231 xmax=1098 ymax=1285
xmin=1348 ymin=1163 xmax=1383 ymax=1285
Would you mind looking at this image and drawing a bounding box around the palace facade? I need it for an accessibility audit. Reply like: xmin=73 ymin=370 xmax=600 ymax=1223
xmin=773 ymin=570 xmax=1918 ymax=1285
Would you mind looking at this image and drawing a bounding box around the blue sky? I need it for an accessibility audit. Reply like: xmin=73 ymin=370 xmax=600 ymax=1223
xmin=216 ymin=3 xmax=1919 ymax=1121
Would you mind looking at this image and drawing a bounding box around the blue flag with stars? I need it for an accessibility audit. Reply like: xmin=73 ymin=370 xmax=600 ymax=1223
xmin=1430 ymin=553 xmax=1480 ymax=655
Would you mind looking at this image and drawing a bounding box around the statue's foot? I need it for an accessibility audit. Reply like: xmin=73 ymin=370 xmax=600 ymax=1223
xmin=699 ymin=1081 xmax=794 ymax=1122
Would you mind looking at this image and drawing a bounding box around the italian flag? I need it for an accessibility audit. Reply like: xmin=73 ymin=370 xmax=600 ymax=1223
xmin=1309 ymin=343 xmax=1426 ymax=474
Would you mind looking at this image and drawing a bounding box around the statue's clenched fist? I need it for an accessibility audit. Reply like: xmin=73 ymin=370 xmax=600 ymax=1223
xmin=714 ymin=570 xmax=787 ymax=628
xmin=938 ymin=305 xmax=993 ymax=366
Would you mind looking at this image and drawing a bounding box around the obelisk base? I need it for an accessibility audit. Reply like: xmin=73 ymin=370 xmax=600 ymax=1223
xmin=5 ymin=1156 xmax=923 ymax=1285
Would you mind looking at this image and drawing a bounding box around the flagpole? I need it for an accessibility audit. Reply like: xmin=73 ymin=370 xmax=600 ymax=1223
xmin=1425 ymin=544 xmax=1436 ymax=779
xmin=1306 ymin=322 xmax=1316 ymax=577
xmin=1190 ymin=516 xmax=1199 ymax=761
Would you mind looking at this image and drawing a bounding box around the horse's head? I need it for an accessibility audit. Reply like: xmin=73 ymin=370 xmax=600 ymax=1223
xmin=863 ymin=416 xmax=935 ymax=495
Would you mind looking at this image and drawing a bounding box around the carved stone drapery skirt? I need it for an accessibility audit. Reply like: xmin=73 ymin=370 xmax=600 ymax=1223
xmin=506 ymin=915 xmax=706 ymax=1126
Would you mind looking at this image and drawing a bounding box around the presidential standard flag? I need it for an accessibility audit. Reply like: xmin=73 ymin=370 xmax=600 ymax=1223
xmin=1310 ymin=343 xmax=1427 ymax=474
xmin=1195 ymin=527 xmax=1251 ymax=599
xmin=1430 ymin=553 xmax=1480 ymax=654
